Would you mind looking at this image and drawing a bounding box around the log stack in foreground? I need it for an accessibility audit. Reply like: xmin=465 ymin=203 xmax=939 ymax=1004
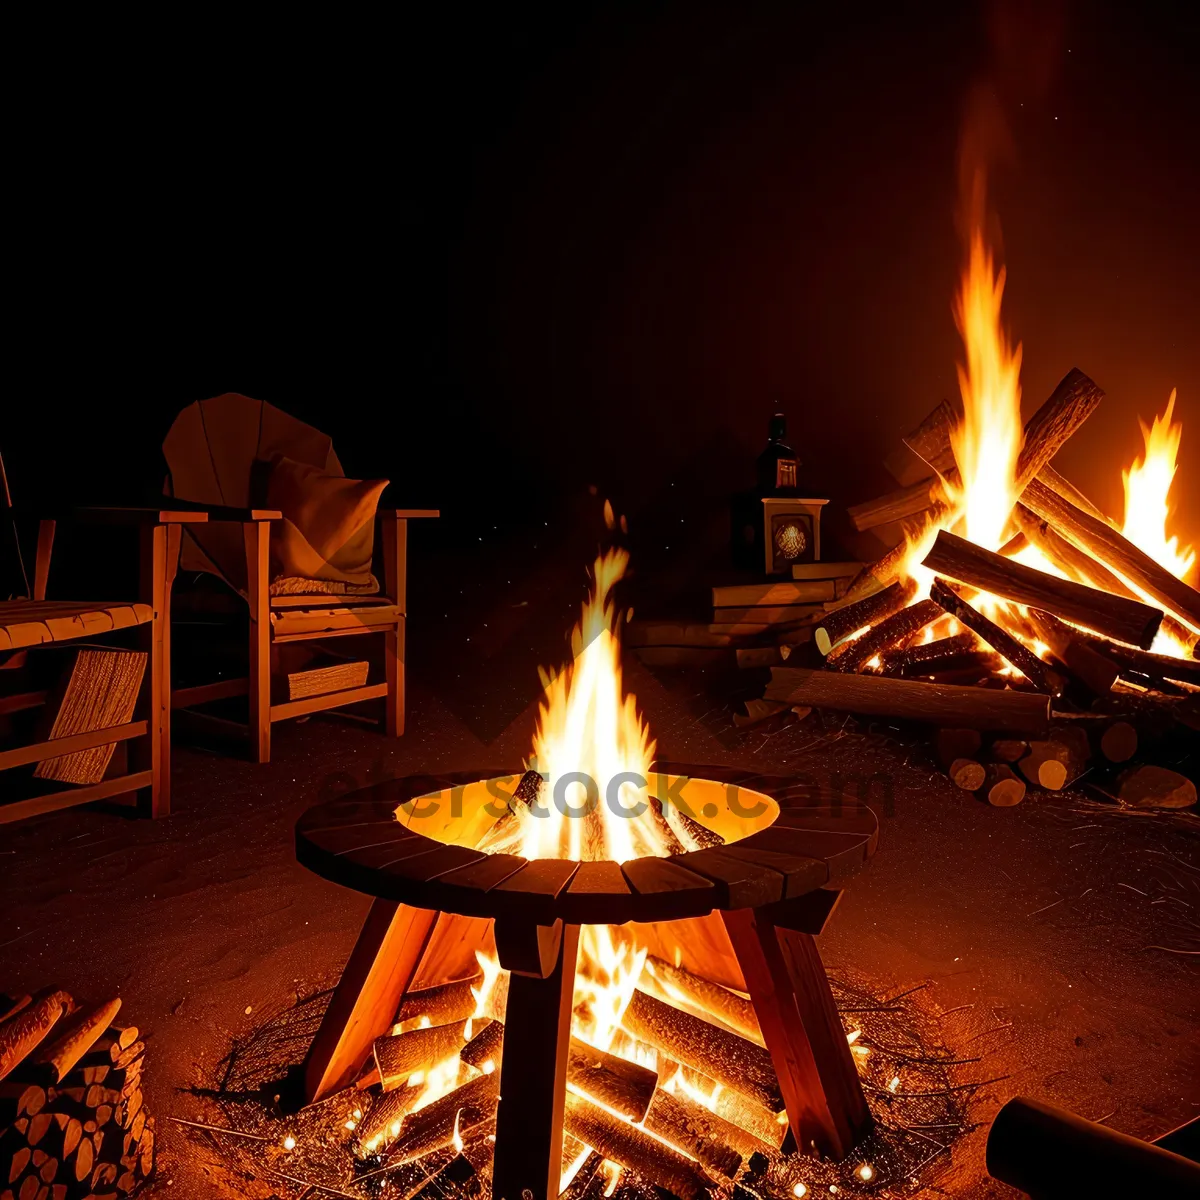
xmin=1 ymin=990 xmax=154 ymax=1200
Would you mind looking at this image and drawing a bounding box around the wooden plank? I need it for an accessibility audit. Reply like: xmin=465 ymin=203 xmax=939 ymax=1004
xmin=385 ymin=614 xmax=405 ymax=738
xmin=722 ymin=909 xmax=872 ymax=1161
xmin=270 ymin=593 xmax=395 ymax=608
xmin=0 ymin=771 xmax=152 ymax=825
xmin=560 ymin=860 xmax=637 ymax=924
xmin=270 ymin=682 xmax=387 ymax=722
xmin=379 ymin=509 xmax=441 ymax=519
xmin=674 ymin=848 xmax=786 ymax=908
xmin=744 ymin=826 xmax=869 ymax=883
xmin=432 ymin=852 xmax=528 ymax=894
xmin=302 ymin=900 xmax=439 ymax=1103
xmin=270 ymin=604 xmax=402 ymax=637
xmin=789 ymin=562 xmax=864 ymax=580
xmin=33 ymin=519 xmax=55 ymax=601
xmin=493 ymin=858 xmax=579 ymax=900
xmin=0 ymin=720 xmax=147 ymax=772
xmin=271 ymin=625 xmax=391 ymax=644
xmin=287 ymin=661 xmax=369 ymax=701
xmin=713 ymin=580 xmax=837 ymax=608
xmin=491 ymin=923 xmax=579 ymax=1200
xmin=620 ymin=857 xmax=716 ymax=921
xmin=718 ymin=846 xmax=827 ymax=898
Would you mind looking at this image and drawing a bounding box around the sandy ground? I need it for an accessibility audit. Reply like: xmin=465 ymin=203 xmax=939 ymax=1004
xmin=2 ymin=659 xmax=1197 ymax=1198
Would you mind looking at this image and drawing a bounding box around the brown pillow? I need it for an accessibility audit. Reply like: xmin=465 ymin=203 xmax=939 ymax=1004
xmin=265 ymin=455 xmax=389 ymax=587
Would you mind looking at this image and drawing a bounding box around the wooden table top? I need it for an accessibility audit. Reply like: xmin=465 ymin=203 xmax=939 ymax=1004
xmin=295 ymin=764 xmax=878 ymax=926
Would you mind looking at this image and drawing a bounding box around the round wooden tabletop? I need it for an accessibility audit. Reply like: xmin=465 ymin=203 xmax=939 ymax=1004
xmin=295 ymin=764 xmax=878 ymax=926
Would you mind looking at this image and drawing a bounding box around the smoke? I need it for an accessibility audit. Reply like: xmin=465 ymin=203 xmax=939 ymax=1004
xmin=957 ymin=0 xmax=1068 ymax=245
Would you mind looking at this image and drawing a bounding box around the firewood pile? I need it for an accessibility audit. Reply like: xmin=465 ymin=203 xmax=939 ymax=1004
xmin=191 ymin=968 xmax=982 ymax=1200
xmin=0 ymin=992 xmax=153 ymax=1200
xmin=730 ymin=369 xmax=1199 ymax=810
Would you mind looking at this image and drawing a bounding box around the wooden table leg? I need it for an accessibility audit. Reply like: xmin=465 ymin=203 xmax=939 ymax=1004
xmin=302 ymin=900 xmax=440 ymax=1103
xmin=491 ymin=920 xmax=579 ymax=1200
xmin=723 ymin=906 xmax=873 ymax=1160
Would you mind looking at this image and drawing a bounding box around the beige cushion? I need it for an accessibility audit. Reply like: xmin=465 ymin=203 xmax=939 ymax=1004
xmin=265 ymin=455 xmax=388 ymax=588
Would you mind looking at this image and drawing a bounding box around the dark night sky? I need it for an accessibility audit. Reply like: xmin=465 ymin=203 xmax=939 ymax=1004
xmin=8 ymin=2 xmax=1199 ymax=583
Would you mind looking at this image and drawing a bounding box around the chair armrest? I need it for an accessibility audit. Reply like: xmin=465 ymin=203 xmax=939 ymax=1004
xmin=379 ymin=509 xmax=440 ymax=519
xmin=12 ymin=506 xmax=209 ymax=525
xmin=158 ymin=499 xmax=282 ymax=523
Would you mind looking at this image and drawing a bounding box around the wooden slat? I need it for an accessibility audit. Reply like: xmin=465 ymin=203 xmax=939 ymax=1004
xmin=171 ymin=678 xmax=249 ymax=708
xmin=746 ymin=827 xmax=869 ymax=883
xmin=674 ymin=848 xmax=787 ymax=908
xmin=0 ymin=771 xmax=152 ymax=825
xmin=271 ymin=593 xmax=395 ymax=608
xmin=0 ymin=690 xmax=48 ymax=716
xmin=270 ymin=682 xmax=387 ymax=722
xmin=432 ymin=852 xmax=528 ymax=894
xmin=620 ymin=857 xmax=717 ymax=921
xmin=494 ymin=859 xmax=579 ymax=901
xmin=381 ymin=844 xmax=486 ymax=882
xmin=270 ymin=605 xmax=402 ymax=638
xmin=718 ymin=846 xmax=827 ymax=898
xmin=0 ymin=602 xmax=153 ymax=650
xmin=560 ymin=860 xmax=637 ymax=924
xmin=0 ymin=720 xmax=148 ymax=772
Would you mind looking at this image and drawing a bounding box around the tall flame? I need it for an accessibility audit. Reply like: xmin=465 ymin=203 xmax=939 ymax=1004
xmin=522 ymin=548 xmax=662 ymax=863
xmin=1122 ymin=391 xmax=1195 ymax=584
xmin=948 ymin=227 xmax=1024 ymax=553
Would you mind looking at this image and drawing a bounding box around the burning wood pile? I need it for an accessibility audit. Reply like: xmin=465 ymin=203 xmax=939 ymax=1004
xmin=738 ymin=222 xmax=1198 ymax=810
xmin=0 ymin=990 xmax=153 ymax=1200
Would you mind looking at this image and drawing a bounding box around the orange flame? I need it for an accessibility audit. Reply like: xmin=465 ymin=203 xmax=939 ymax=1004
xmin=949 ymin=227 xmax=1024 ymax=554
xmin=1122 ymin=391 xmax=1195 ymax=585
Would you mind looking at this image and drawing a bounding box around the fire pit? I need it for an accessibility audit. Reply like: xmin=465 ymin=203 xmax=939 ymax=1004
xmin=295 ymin=765 xmax=877 ymax=1200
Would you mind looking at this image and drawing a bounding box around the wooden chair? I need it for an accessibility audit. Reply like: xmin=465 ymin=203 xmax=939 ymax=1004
xmin=0 ymin=505 xmax=198 ymax=824
xmin=162 ymin=394 xmax=437 ymax=763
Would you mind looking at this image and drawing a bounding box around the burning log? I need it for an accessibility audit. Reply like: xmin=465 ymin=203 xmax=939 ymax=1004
xmin=454 ymin=1021 xmax=658 ymax=1123
xmin=643 ymin=1088 xmax=743 ymax=1177
xmin=474 ymin=770 xmax=545 ymax=852
xmin=566 ymin=1038 xmax=659 ymax=1123
xmin=373 ymin=1020 xmax=469 ymax=1091
xmin=848 ymin=478 xmax=942 ymax=533
xmin=881 ymin=632 xmax=978 ymax=676
xmin=846 ymin=368 xmax=1106 ymax=601
xmin=649 ymin=1085 xmax=777 ymax=1165
xmin=732 ymin=699 xmax=791 ymax=728
xmin=641 ymin=956 xmax=760 ymax=1042
xmin=1022 ymin=477 xmax=1200 ymax=633
xmin=928 ymin=579 xmax=1067 ymax=695
xmin=621 ymin=988 xmax=783 ymax=1113
xmin=1014 ymin=505 xmax=1198 ymax=653
xmin=814 ymin=580 xmax=916 ymax=656
xmin=923 ymin=530 xmax=1163 ymax=650
xmin=562 ymin=1091 xmax=715 ymax=1200
xmin=764 ymin=666 xmax=1051 ymax=734
xmin=984 ymin=764 xmax=1026 ymax=806
xmin=1017 ymin=727 xmax=1091 ymax=791
xmin=410 ymin=1152 xmax=482 ymax=1200
xmin=458 ymin=1019 xmax=503 ymax=1072
xmin=395 ymin=977 xmax=481 ymax=1030
xmin=559 ymin=1148 xmax=603 ymax=1200
xmin=827 ymin=599 xmax=943 ymax=674
xmin=1021 ymin=609 xmax=1119 ymax=698
xmin=353 ymin=1083 xmax=422 ymax=1156
xmin=385 ymin=1072 xmax=499 ymax=1163
xmin=1086 ymin=637 xmax=1200 ymax=689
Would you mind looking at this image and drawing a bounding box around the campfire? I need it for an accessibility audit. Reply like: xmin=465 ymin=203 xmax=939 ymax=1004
xmin=752 ymin=181 xmax=1198 ymax=809
xmin=291 ymin=538 xmax=906 ymax=1199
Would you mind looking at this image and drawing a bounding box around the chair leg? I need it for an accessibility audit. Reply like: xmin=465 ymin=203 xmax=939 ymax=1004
xmin=244 ymin=521 xmax=271 ymax=763
xmin=385 ymin=614 xmax=405 ymax=737
xmin=138 ymin=523 xmax=181 ymax=817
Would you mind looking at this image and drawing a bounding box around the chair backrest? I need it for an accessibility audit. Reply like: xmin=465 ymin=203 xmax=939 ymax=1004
xmin=163 ymin=394 xmax=344 ymax=592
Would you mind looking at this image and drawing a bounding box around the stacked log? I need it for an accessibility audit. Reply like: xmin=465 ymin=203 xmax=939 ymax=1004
xmin=1 ymin=992 xmax=153 ymax=1199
